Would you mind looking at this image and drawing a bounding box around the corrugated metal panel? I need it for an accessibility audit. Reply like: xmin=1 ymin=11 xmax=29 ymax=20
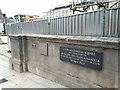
xmin=54 ymin=19 xmax=56 ymax=35
xmin=58 ymin=18 xmax=61 ymax=35
xmin=66 ymin=16 xmax=69 ymax=35
xmin=78 ymin=14 xmax=82 ymax=35
xmin=6 ymin=24 xmax=12 ymax=35
xmin=56 ymin=18 xmax=58 ymax=35
xmin=45 ymin=20 xmax=49 ymax=35
xmin=6 ymin=8 xmax=120 ymax=37
xmin=85 ymin=13 xmax=89 ymax=36
xmin=68 ymin=16 xmax=72 ymax=35
xmin=87 ymin=12 xmax=92 ymax=36
xmin=63 ymin=17 xmax=65 ymax=35
xmin=105 ymin=8 xmax=120 ymax=37
xmin=82 ymin=13 xmax=86 ymax=36
xmin=95 ymin=11 xmax=100 ymax=36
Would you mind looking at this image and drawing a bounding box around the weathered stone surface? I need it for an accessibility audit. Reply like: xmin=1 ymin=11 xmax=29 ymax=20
xmin=9 ymin=59 xmax=23 ymax=73
xmin=9 ymin=35 xmax=120 ymax=88
xmin=38 ymin=42 xmax=48 ymax=56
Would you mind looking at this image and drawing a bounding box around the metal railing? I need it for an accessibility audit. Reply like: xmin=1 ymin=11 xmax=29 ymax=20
xmin=6 ymin=8 xmax=120 ymax=37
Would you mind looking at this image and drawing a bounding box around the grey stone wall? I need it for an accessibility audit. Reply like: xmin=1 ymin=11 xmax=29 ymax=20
xmin=9 ymin=35 xmax=120 ymax=88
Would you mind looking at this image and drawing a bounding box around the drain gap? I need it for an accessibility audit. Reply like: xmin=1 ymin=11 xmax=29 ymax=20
xmin=0 ymin=78 xmax=8 ymax=84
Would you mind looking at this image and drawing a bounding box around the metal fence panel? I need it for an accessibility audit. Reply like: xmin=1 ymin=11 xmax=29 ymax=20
xmin=68 ymin=16 xmax=72 ymax=35
xmin=85 ymin=13 xmax=90 ymax=36
xmin=66 ymin=16 xmax=69 ymax=35
xmin=82 ymin=13 xmax=86 ymax=36
xmin=54 ymin=19 xmax=57 ymax=35
xmin=6 ymin=24 xmax=12 ymax=35
xmin=63 ymin=17 xmax=66 ymax=35
xmin=6 ymin=8 xmax=120 ymax=38
xmin=88 ymin=12 xmax=92 ymax=36
xmin=105 ymin=8 xmax=120 ymax=37
xmin=78 ymin=14 xmax=82 ymax=35
xmin=57 ymin=18 xmax=60 ymax=35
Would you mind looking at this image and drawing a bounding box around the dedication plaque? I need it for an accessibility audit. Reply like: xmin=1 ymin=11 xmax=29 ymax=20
xmin=60 ymin=47 xmax=103 ymax=70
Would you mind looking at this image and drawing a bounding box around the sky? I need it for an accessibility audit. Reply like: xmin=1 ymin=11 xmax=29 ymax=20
xmin=0 ymin=0 xmax=73 ymax=17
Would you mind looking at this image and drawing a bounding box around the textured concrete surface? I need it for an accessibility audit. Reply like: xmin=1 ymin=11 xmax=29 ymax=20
xmin=0 ymin=36 xmax=67 ymax=89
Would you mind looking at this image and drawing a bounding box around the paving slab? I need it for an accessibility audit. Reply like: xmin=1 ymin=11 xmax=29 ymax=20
xmin=0 ymin=57 xmax=67 ymax=89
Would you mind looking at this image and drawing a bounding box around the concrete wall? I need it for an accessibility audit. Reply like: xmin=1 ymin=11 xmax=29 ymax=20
xmin=9 ymin=35 xmax=120 ymax=88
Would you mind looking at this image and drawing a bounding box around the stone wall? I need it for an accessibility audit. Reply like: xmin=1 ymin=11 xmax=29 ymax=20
xmin=9 ymin=35 xmax=120 ymax=88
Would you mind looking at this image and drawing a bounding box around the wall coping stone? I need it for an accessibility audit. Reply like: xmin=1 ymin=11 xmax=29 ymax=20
xmin=9 ymin=34 xmax=120 ymax=50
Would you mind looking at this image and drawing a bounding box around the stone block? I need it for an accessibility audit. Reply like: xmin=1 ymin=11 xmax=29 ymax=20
xmin=39 ymin=43 xmax=48 ymax=56
xmin=9 ymin=59 xmax=23 ymax=73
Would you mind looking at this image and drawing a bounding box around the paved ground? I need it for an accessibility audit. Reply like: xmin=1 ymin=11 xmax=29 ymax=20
xmin=0 ymin=36 xmax=10 ymax=57
xmin=0 ymin=36 xmax=67 ymax=89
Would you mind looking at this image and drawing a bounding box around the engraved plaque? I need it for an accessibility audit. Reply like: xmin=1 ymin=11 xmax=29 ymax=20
xmin=60 ymin=47 xmax=103 ymax=70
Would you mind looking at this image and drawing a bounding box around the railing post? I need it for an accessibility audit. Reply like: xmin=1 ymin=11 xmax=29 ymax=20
xmin=102 ymin=9 xmax=106 ymax=37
